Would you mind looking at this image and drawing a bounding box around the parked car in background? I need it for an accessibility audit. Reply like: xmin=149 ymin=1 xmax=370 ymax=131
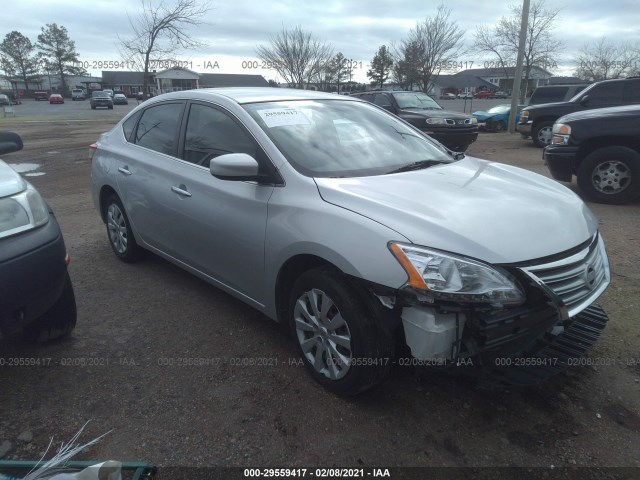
xmin=0 ymin=131 xmax=77 ymax=342
xmin=350 ymin=90 xmax=478 ymax=151
xmin=71 ymin=89 xmax=86 ymax=101
xmin=34 ymin=92 xmax=48 ymax=101
xmin=49 ymin=94 xmax=64 ymax=104
xmin=473 ymin=90 xmax=494 ymax=99
xmin=493 ymin=91 xmax=509 ymax=99
xmin=472 ymin=104 xmax=525 ymax=132
xmin=440 ymin=93 xmax=456 ymax=100
xmin=543 ymin=104 xmax=640 ymax=204
xmin=518 ymin=78 xmax=640 ymax=147
xmin=113 ymin=93 xmax=128 ymax=105
xmin=527 ymin=84 xmax=589 ymax=106
xmin=0 ymin=94 xmax=10 ymax=106
xmin=91 ymin=88 xmax=610 ymax=395
xmin=103 ymin=89 xmax=114 ymax=98
xmin=90 ymin=91 xmax=114 ymax=110
xmin=457 ymin=92 xmax=473 ymax=99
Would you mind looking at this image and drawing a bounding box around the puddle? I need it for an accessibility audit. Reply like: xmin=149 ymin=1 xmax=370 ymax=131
xmin=9 ymin=163 xmax=44 ymax=175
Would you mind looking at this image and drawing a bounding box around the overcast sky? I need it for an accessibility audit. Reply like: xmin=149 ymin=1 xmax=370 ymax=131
xmin=3 ymin=0 xmax=640 ymax=83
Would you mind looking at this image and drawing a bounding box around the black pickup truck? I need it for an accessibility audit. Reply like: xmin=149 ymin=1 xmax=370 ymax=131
xmin=543 ymin=104 xmax=640 ymax=204
xmin=351 ymin=90 xmax=478 ymax=152
xmin=518 ymin=77 xmax=640 ymax=147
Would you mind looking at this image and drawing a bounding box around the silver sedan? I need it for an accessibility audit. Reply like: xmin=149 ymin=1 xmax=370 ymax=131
xmin=91 ymin=88 xmax=610 ymax=395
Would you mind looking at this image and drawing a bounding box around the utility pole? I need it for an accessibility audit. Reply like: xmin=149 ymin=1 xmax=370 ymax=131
xmin=508 ymin=0 xmax=530 ymax=134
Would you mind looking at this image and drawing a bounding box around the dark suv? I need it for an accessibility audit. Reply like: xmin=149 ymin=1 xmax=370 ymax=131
xmin=90 ymin=91 xmax=114 ymax=110
xmin=543 ymin=104 xmax=640 ymax=204
xmin=351 ymin=91 xmax=478 ymax=152
xmin=518 ymin=77 xmax=640 ymax=147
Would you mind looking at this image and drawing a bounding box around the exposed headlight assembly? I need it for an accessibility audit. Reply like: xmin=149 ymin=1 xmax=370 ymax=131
xmin=0 ymin=184 xmax=49 ymax=239
xmin=389 ymin=242 xmax=525 ymax=307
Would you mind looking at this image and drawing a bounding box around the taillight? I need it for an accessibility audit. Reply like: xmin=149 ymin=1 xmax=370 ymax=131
xmin=89 ymin=143 xmax=97 ymax=162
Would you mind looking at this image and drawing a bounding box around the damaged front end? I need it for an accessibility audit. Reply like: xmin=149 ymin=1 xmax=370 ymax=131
xmin=379 ymin=233 xmax=611 ymax=385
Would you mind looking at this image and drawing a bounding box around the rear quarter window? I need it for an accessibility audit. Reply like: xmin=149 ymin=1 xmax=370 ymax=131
xmin=528 ymin=87 xmax=568 ymax=105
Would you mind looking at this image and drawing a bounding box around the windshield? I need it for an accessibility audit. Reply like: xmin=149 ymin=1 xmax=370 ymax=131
xmin=391 ymin=92 xmax=442 ymax=110
xmin=243 ymin=99 xmax=452 ymax=178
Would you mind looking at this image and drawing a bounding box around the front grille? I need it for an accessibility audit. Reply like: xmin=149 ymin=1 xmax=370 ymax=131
xmin=520 ymin=234 xmax=610 ymax=319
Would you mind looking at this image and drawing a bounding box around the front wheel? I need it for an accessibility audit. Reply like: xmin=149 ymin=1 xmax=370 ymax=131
xmin=532 ymin=121 xmax=554 ymax=148
xmin=24 ymin=272 xmax=77 ymax=343
xmin=104 ymin=194 xmax=140 ymax=262
xmin=577 ymin=146 xmax=640 ymax=204
xmin=288 ymin=268 xmax=393 ymax=396
xmin=493 ymin=120 xmax=506 ymax=132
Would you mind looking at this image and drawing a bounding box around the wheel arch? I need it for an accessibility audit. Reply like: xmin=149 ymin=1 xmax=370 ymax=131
xmin=98 ymin=185 xmax=119 ymax=223
xmin=274 ymin=254 xmax=341 ymax=324
xmin=576 ymin=137 xmax=640 ymax=169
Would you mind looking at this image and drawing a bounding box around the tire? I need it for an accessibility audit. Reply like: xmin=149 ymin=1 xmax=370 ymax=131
xmin=24 ymin=272 xmax=77 ymax=343
xmin=108 ymin=105 xmax=113 ymax=110
xmin=494 ymin=120 xmax=506 ymax=132
xmin=577 ymin=146 xmax=640 ymax=204
xmin=91 ymin=105 xmax=96 ymax=110
xmin=104 ymin=194 xmax=140 ymax=262
xmin=532 ymin=121 xmax=554 ymax=148
xmin=288 ymin=267 xmax=393 ymax=396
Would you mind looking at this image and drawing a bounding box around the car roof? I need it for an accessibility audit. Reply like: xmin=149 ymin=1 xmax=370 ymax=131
xmin=151 ymin=87 xmax=358 ymax=105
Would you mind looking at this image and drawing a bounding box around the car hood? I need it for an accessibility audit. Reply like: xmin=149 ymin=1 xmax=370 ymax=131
xmin=558 ymin=104 xmax=640 ymax=123
xmin=400 ymin=108 xmax=472 ymax=120
xmin=472 ymin=111 xmax=496 ymax=121
xmin=0 ymin=160 xmax=26 ymax=198
xmin=314 ymin=156 xmax=597 ymax=264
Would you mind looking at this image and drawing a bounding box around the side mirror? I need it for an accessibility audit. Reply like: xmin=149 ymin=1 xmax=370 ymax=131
xmin=579 ymin=95 xmax=589 ymax=106
xmin=0 ymin=131 xmax=23 ymax=156
xmin=210 ymin=153 xmax=260 ymax=181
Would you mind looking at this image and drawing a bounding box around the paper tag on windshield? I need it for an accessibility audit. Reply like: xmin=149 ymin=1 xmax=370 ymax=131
xmin=257 ymin=108 xmax=311 ymax=128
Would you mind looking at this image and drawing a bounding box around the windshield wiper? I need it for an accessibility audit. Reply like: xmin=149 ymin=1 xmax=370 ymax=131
xmin=386 ymin=159 xmax=447 ymax=174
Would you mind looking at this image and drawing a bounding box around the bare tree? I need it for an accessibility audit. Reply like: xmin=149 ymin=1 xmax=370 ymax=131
xmin=474 ymin=0 xmax=562 ymax=101
xmin=256 ymin=26 xmax=333 ymax=89
xmin=394 ymin=4 xmax=465 ymax=93
xmin=119 ymin=0 xmax=211 ymax=99
xmin=574 ymin=37 xmax=640 ymax=81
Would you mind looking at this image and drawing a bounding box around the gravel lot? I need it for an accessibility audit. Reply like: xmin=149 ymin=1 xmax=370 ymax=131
xmin=0 ymin=98 xmax=638 ymax=479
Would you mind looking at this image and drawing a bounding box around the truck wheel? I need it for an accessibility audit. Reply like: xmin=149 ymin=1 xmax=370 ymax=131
xmin=289 ymin=267 xmax=393 ymax=396
xmin=494 ymin=121 xmax=506 ymax=132
xmin=532 ymin=121 xmax=554 ymax=148
xmin=577 ymin=146 xmax=640 ymax=204
xmin=24 ymin=272 xmax=77 ymax=343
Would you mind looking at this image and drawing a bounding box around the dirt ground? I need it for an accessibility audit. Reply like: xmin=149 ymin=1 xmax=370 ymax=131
xmin=0 ymin=111 xmax=639 ymax=479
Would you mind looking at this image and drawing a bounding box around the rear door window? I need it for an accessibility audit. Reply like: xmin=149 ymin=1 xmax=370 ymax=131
xmin=622 ymin=81 xmax=640 ymax=104
xmin=134 ymin=102 xmax=185 ymax=156
xmin=586 ymin=82 xmax=624 ymax=107
xmin=529 ymin=87 xmax=567 ymax=104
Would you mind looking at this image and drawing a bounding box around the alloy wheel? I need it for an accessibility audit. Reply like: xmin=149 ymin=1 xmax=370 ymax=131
xmin=107 ymin=203 xmax=128 ymax=254
xmin=293 ymin=288 xmax=353 ymax=380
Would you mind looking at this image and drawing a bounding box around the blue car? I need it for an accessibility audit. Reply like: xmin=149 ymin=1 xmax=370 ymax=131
xmin=472 ymin=104 xmax=524 ymax=132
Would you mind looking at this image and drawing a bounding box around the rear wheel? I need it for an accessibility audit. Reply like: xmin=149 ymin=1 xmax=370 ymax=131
xmin=288 ymin=268 xmax=393 ymax=396
xmin=24 ymin=272 xmax=77 ymax=343
xmin=104 ymin=194 xmax=140 ymax=262
xmin=493 ymin=120 xmax=506 ymax=132
xmin=532 ymin=121 xmax=554 ymax=147
xmin=577 ymin=146 xmax=640 ymax=204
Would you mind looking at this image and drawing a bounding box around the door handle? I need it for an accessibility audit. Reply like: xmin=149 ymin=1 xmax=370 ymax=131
xmin=171 ymin=185 xmax=192 ymax=197
xmin=118 ymin=166 xmax=132 ymax=175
